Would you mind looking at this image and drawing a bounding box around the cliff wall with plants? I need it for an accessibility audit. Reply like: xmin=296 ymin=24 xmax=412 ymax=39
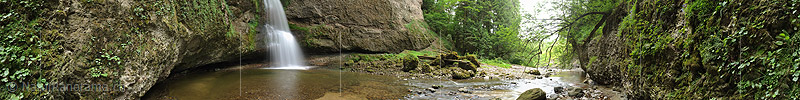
xmin=562 ymin=0 xmax=799 ymax=99
xmin=1 ymin=0 xmax=263 ymax=99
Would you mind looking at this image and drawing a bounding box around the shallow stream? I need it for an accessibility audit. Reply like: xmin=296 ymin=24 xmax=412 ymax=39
xmin=145 ymin=64 xmax=620 ymax=100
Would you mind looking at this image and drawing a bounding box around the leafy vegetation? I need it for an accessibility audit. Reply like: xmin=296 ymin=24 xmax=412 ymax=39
xmin=422 ymin=0 xmax=524 ymax=63
xmin=479 ymin=58 xmax=512 ymax=68
xmin=1 ymin=0 xmax=57 ymax=99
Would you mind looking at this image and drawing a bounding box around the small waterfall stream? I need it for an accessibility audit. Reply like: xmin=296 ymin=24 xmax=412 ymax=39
xmin=263 ymin=0 xmax=308 ymax=69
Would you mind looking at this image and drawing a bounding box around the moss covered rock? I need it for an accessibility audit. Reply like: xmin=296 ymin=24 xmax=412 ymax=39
xmin=457 ymin=61 xmax=477 ymax=71
xmin=516 ymin=88 xmax=546 ymax=100
xmin=0 ymin=0 xmax=266 ymax=99
xmin=465 ymin=54 xmax=480 ymax=68
xmin=402 ymin=55 xmax=420 ymax=72
xmin=451 ymin=68 xmax=475 ymax=79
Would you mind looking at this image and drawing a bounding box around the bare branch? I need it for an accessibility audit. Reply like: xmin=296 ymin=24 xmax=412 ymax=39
xmin=554 ymin=12 xmax=608 ymax=33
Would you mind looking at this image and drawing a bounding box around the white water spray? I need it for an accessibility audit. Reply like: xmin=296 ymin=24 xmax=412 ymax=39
xmin=263 ymin=0 xmax=308 ymax=70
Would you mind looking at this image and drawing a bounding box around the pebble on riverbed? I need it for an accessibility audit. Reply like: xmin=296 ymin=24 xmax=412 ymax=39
xmin=457 ymin=88 xmax=472 ymax=94
xmin=426 ymin=88 xmax=437 ymax=92
xmin=568 ymin=88 xmax=585 ymax=98
xmin=524 ymin=70 xmax=542 ymax=75
xmin=554 ymin=87 xmax=564 ymax=94
xmin=432 ymin=85 xmax=443 ymax=89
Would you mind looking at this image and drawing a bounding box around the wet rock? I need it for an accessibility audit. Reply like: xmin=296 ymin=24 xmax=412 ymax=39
xmin=409 ymin=89 xmax=424 ymax=94
xmin=457 ymin=61 xmax=478 ymax=71
xmin=432 ymin=85 xmax=443 ymax=89
xmin=458 ymin=88 xmax=472 ymax=94
xmin=447 ymin=92 xmax=457 ymax=95
xmin=465 ymin=55 xmax=481 ymax=68
xmin=402 ymin=55 xmax=420 ymax=72
xmin=517 ymin=88 xmax=546 ymax=100
xmin=554 ymin=87 xmax=564 ymax=93
xmin=583 ymin=79 xmax=594 ymax=84
xmin=568 ymin=88 xmax=585 ymax=98
xmin=525 ymin=70 xmax=541 ymax=75
xmin=426 ymin=88 xmax=436 ymax=92
xmin=452 ymin=68 xmax=475 ymax=79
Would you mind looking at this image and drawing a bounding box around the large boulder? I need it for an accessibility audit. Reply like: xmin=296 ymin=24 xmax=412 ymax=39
xmin=284 ymin=0 xmax=435 ymax=54
xmin=11 ymin=0 xmax=265 ymax=99
xmin=402 ymin=55 xmax=420 ymax=72
xmin=451 ymin=68 xmax=475 ymax=79
xmin=516 ymin=88 xmax=546 ymax=100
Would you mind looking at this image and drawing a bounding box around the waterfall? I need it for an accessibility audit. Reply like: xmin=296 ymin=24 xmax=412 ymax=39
xmin=263 ymin=0 xmax=308 ymax=70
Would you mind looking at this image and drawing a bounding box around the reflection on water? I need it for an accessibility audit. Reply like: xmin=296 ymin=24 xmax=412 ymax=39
xmin=273 ymin=69 xmax=298 ymax=98
xmin=147 ymin=68 xmax=408 ymax=99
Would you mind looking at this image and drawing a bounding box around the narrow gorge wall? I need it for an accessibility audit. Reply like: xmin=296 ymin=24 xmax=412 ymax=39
xmin=581 ymin=0 xmax=799 ymax=99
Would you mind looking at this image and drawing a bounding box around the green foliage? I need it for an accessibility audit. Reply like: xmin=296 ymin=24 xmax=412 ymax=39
xmin=398 ymin=50 xmax=437 ymax=57
xmin=587 ymin=56 xmax=598 ymax=69
xmin=480 ymin=58 xmax=512 ymax=68
xmin=1 ymin=0 xmax=55 ymax=99
xmin=602 ymin=0 xmax=800 ymax=99
xmin=175 ymin=0 xmax=232 ymax=33
xmin=90 ymin=49 xmax=121 ymax=78
xmin=289 ymin=23 xmax=308 ymax=32
xmin=422 ymin=0 xmax=523 ymax=59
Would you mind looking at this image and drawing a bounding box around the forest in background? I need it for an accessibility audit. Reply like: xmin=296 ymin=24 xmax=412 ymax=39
xmin=423 ymin=0 xmax=800 ymax=99
xmin=422 ymin=0 xmax=571 ymax=68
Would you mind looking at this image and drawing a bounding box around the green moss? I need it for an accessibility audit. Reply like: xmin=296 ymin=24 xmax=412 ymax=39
xmin=451 ymin=68 xmax=475 ymax=79
xmin=587 ymin=56 xmax=598 ymax=69
xmin=289 ymin=23 xmax=309 ymax=32
xmin=401 ymin=55 xmax=420 ymax=72
xmin=480 ymin=58 xmax=511 ymax=68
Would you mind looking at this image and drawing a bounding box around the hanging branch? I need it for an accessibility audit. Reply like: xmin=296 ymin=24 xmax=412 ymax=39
xmin=545 ymin=34 xmax=561 ymax=68
xmin=555 ymin=12 xmax=608 ymax=34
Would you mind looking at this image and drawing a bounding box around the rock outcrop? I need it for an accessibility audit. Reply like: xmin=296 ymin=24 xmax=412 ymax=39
xmin=284 ymin=0 xmax=435 ymax=54
xmin=2 ymin=0 xmax=264 ymax=99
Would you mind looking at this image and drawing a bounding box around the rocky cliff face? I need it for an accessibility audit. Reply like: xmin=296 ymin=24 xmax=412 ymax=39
xmin=3 ymin=0 xmax=436 ymax=99
xmin=2 ymin=0 xmax=264 ymax=99
xmin=284 ymin=0 xmax=435 ymax=54
xmin=581 ymin=0 xmax=799 ymax=99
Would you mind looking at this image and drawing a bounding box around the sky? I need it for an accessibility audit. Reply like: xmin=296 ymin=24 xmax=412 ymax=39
xmin=519 ymin=0 xmax=563 ymax=42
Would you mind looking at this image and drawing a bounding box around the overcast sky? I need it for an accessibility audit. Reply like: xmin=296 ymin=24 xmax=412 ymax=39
xmin=519 ymin=0 xmax=562 ymax=42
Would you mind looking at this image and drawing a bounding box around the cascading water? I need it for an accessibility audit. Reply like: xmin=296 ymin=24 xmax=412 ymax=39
xmin=263 ymin=0 xmax=308 ymax=70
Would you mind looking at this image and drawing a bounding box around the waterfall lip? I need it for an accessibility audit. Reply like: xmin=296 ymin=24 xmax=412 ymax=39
xmin=262 ymin=66 xmax=315 ymax=70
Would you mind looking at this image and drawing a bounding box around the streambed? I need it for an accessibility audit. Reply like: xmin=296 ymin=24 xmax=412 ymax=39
xmin=144 ymin=64 xmax=622 ymax=100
